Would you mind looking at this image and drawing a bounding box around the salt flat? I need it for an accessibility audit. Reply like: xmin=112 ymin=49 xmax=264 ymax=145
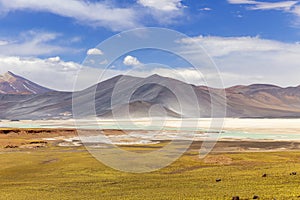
xmin=2 ymin=118 xmax=300 ymax=132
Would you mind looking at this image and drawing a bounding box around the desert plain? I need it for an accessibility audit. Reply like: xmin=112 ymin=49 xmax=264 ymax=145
xmin=0 ymin=118 xmax=300 ymax=199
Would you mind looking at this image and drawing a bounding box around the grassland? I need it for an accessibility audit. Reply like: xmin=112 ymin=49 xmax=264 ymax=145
xmin=1 ymin=142 xmax=300 ymax=199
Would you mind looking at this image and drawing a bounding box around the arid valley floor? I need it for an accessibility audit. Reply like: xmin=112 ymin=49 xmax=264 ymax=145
xmin=1 ymin=119 xmax=300 ymax=199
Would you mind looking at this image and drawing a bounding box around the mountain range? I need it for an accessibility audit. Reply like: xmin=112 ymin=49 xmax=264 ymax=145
xmin=0 ymin=71 xmax=300 ymax=120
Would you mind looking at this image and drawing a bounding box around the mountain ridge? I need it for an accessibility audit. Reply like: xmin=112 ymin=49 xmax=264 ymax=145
xmin=0 ymin=71 xmax=53 ymax=94
xmin=0 ymin=71 xmax=300 ymax=119
xmin=2 ymin=71 xmax=300 ymax=93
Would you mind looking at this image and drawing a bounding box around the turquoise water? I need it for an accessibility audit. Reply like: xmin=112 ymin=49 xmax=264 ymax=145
xmin=220 ymin=131 xmax=300 ymax=141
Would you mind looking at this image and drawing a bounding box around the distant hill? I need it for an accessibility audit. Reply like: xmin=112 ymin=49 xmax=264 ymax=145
xmin=223 ymin=84 xmax=300 ymax=118
xmin=0 ymin=71 xmax=53 ymax=94
xmin=0 ymin=71 xmax=300 ymax=119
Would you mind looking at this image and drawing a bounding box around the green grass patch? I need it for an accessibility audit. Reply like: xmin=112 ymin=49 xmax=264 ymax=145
xmin=0 ymin=147 xmax=300 ymax=199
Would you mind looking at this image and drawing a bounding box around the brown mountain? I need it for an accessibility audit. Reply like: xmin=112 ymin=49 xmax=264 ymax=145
xmin=224 ymin=84 xmax=300 ymax=117
xmin=0 ymin=71 xmax=53 ymax=94
xmin=0 ymin=72 xmax=300 ymax=119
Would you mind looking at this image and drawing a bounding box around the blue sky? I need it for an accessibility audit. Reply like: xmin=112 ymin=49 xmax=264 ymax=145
xmin=1 ymin=0 xmax=300 ymax=90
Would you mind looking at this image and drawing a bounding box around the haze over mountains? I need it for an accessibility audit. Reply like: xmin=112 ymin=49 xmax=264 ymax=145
xmin=0 ymin=71 xmax=300 ymax=119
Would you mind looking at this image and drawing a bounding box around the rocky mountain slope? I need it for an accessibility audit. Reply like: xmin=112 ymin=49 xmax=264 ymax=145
xmin=0 ymin=71 xmax=53 ymax=94
xmin=0 ymin=72 xmax=300 ymax=119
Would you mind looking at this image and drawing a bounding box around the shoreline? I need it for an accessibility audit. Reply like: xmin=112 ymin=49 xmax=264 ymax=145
xmin=2 ymin=127 xmax=300 ymax=142
xmin=0 ymin=128 xmax=300 ymax=152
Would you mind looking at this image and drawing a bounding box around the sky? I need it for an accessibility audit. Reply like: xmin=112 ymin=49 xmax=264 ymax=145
xmin=1 ymin=0 xmax=300 ymax=90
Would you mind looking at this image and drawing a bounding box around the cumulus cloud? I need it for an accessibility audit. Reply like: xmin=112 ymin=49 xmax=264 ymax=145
xmin=178 ymin=35 xmax=300 ymax=87
xmin=137 ymin=0 xmax=186 ymax=24
xmin=0 ymin=56 xmax=82 ymax=91
xmin=2 ymin=34 xmax=300 ymax=90
xmin=0 ymin=54 xmax=206 ymax=91
xmin=2 ymin=34 xmax=300 ymax=92
xmin=123 ymin=55 xmax=141 ymax=66
xmin=47 ymin=56 xmax=61 ymax=63
xmin=87 ymin=48 xmax=103 ymax=55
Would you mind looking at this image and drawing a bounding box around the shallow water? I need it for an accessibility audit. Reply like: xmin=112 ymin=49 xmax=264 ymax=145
xmin=2 ymin=119 xmax=300 ymax=141
xmin=220 ymin=131 xmax=300 ymax=141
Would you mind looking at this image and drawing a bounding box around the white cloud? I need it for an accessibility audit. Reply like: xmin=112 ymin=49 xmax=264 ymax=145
xmin=2 ymin=34 xmax=300 ymax=90
xmin=3 ymin=34 xmax=300 ymax=92
xmin=47 ymin=56 xmax=61 ymax=63
xmin=228 ymin=0 xmax=298 ymax=12
xmin=180 ymin=35 xmax=300 ymax=57
xmin=228 ymin=0 xmax=255 ymax=3
xmin=137 ymin=0 xmax=184 ymax=11
xmin=87 ymin=48 xmax=103 ymax=55
xmin=229 ymin=0 xmax=300 ymax=24
xmin=0 ymin=56 xmax=82 ymax=91
xmin=123 ymin=55 xmax=141 ymax=66
xmin=70 ymin=36 xmax=82 ymax=43
xmin=178 ymin=35 xmax=300 ymax=87
xmin=0 ymin=40 xmax=9 ymax=46
xmin=137 ymin=0 xmax=186 ymax=24
xmin=0 ymin=0 xmax=189 ymax=30
xmin=250 ymin=1 xmax=298 ymax=11
xmin=99 ymin=60 xmax=108 ymax=65
xmin=200 ymin=7 xmax=212 ymax=11
xmin=0 ymin=0 xmax=139 ymax=31
xmin=291 ymin=5 xmax=300 ymax=18
xmin=0 ymin=54 xmax=207 ymax=91
xmin=0 ymin=31 xmax=71 ymax=56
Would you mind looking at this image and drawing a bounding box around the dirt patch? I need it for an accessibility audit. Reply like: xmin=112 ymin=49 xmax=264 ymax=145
xmin=102 ymin=129 xmax=128 ymax=136
xmin=4 ymin=144 xmax=18 ymax=149
xmin=203 ymin=155 xmax=233 ymax=165
xmin=19 ymin=143 xmax=47 ymax=149
xmin=0 ymin=128 xmax=77 ymax=137
xmin=29 ymin=141 xmax=48 ymax=144
xmin=0 ymin=128 xmax=78 ymax=149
